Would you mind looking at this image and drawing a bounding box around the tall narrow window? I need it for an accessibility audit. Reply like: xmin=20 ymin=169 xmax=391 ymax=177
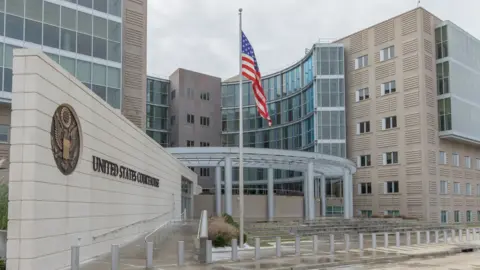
xmin=380 ymin=46 xmax=395 ymax=61
xmin=354 ymin=55 xmax=368 ymax=69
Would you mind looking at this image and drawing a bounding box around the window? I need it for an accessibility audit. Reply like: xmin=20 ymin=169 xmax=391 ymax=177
xmin=380 ymin=46 xmax=395 ymax=61
xmin=361 ymin=210 xmax=372 ymax=217
xmin=385 ymin=210 xmax=400 ymax=217
xmin=109 ymin=0 xmax=122 ymax=17
xmin=61 ymin=7 xmax=76 ymax=30
xmin=43 ymin=24 xmax=60 ymax=48
xmin=186 ymin=140 xmax=194 ymax=147
xmin=465 ymin=156 xmax=471 ymax=169
xmin=382 ymin=116 xmax=397 ymax=130
xmin=454 ymin=210 xmax=460 ymax=223
xmin=6 ymin=0 xmax=24 ymax=16
xmin=78 ymin=12 xmax=92 ymax=34
xmin=76 ymin=60 xmax=91 ymax=83
xmin=26 ymin=0 xmax=43 ymax=21
xmin=77 ymin=33 xmax=92 ymax=56
xmin=466 ymin=183 xmax=472 ymax=196
xmin=383 ymin=151 xmax=398 ymax=165
xmin=435 ymin=25 xmax=448 ymax=59
xmin=6 ymin=14 xmax=23 ymax=40
xmin=93 ymin=37 xmax=107 ymax=59
xmin=355 ymin=87 xmax=369 ymax=102
xmin=187 ymin=114 xmax=194 ymax=124
xmin=436 ymin=62 xmax=449 ymax=95
xmin=79 ymin=0 xmax=92 ymax=9
xmin=200 ymin=116 xmax=210 ymax=126
xmin=200 ymin=168 xmax=210 ymax=177
xmin=170 ymin=115 xmax=175 ymax=126
xmin=356 ymin=121 xmax=370 ymax=134
xmin=25 ymin=19 xmax=42 ymax=45
xmin=200 ymin=92 xmax=210 ymax=101
xmin=438 ymin=98 xmax=451 ymax=131
xmin=467 ymin=211 xmax=472 ymax=223
xmin=452 ymin=153 xmax=459 ymax=166
xmin=357 ymin=155 xmax=371 ymax=167
xmin=61 ymin=29 xmax=76 ymax=52
xmin=108 ymin=41 xmax=121 ymax=62
xmin=453 ymin=182 xmax=460 ymax=195
xmin=385 ymin=181 xmax=399 ymax=194
xmin=354 ymin=55 xmax=368 ymax=69
xmin=44 ymin=2 xmax=60 ymax=26
xmin=200 ymin=142 xmax=210 ymax=147
xmin=440 ymin=180 xmax=448 ymax=194
xmin=93 ymin=0 xmax=107 ymax=13
xmin=441 ymin=210 xmax=448 ymax=224
xmin=0 ymin=125 xmax=9 ymax=143
xmin=439 ymin=151 xmax=447 ymax=164
xmin=381 ymin=81 xmax=396 ymax=95
xmin=171 ymin=90 xmax=176 ymax=100
xmin=108 ymin=21 xmax=121 ymax=42
xmin=358 ymin=183 xmax=372 ymax=195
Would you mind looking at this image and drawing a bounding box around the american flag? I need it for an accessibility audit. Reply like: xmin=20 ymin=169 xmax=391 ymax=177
xmin=241 ymin=31 xmax=272 ymax=127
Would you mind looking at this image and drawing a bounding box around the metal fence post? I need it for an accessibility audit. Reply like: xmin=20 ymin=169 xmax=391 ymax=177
xmin=426 ymin=231 xmax=430 ymax=244
xmin=435 ymin=231 xmax=439 ymax=243
xmin=345 ymin=234 xmax=350 ymax=252
xmin=231 ymin=239 xmax=238 ymax=261
xmin=384 ymin=233 xmax=388 ymax=248
xmin=146 ymin=241 xmax=153 ymax=268
xmin=467 ymin=229 xmax=471 ymax=241
xmin=416 ymin=231 xmax=421 ymax=245
xmin=71 ymin=245 xmax=80 ymax=270
xmin=111 ymin=244 xmax=119 ymax=270
xmin=395 ymin=232 xmax=400 ymax=247
xmin=276 ymin=236 xmax=281 ymax=257
xmin=329 ymin=234 xmax=334 ymax=254
xmin=406 ymin=231 xmax=411 ymax=246
xmin=372 ymin=233 xmax=377 ymax=249
xmin=177 ymin=241 xmax=184 ymax=266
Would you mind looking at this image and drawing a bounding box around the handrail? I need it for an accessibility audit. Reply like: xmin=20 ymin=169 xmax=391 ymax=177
xmin=92 ymin=211 xmax=171 ymax=241
xmin=144 ymin=209 xmax=187 ymax=243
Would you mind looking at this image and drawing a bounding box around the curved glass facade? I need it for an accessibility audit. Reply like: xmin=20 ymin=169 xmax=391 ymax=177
xmin=221 ymin=43 xmax=346 ymax=183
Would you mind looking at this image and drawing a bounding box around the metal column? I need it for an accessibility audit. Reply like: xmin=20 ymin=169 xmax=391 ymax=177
xmin=224 ymin=156 xmax=232 ymax=215
xmin=343 ymin=169 xmax=349 ymax=219
xmin=267 ymin=167 xmax=274 ymax=221
xmin=320 ymin=174 xmax=326 ymax=216
xmin=307 ymin=161 xmax=315 ymax=220
xmin=215 ymin=166 xmax=222 ymax=216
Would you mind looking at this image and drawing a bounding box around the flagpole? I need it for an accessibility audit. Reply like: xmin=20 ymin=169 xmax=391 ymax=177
xmin=238 ymin=7 xmax=245 ymax=248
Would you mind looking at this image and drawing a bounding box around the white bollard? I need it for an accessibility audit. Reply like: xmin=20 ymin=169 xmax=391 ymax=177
xmin=444 ymin=230 xmax=448 ymax=243
xmin=71 ymin=245 xmax=80 ymax=270
xmin=345 ymin=234 xmax=350 ymax=252
xmin=206 ymin=240 xmax=212 ymax=263
xmin=177 ymin=241 xmax=184 ymax=266
xmin=313 ymin=235 xmax=318 ymax=253
xmin=329 ymin=234 xmax=335 ymax=254
xmin=416 ymin=231 xmax=421 ymax=245
xmin=372 ymin=233 xmax=377 ymax=249
xmin=406 ymin=231 xmax=411 ymax=246
xmin=111 ymin=244 xmax=119 ymax=270
xmin=426 ymin=231 xmax=430 ymax=244
xmin=384 ymin=233 xmax=388 ymax=248
xmin=146 ymin=241 xmax=153 ymax=268
xmin=255 ymin=237 xmax=261 ymax=260
xmin=459 ymin=229 xmax=463 ymax=242
xmin=295 ymin=235 xmax=300 ymax=256
xmin=474 ymin=228 xmax=478 ymax=240
xmin=395 ymin=232 xmax=400 ymax=247
xmin=276 ymin=236 xmax=281 ymax=257
xmin=467 ymin=229 xmax=471 ymax=241
xmin=452 ymin=229 xmax=456 ymax=242
xmin=231 ymin=239 xmax=238 ymax=261
xmin=435 ymin=231 xmax=439 ymax=243
xmin=359 ymin=233 xmax=364 ymax=251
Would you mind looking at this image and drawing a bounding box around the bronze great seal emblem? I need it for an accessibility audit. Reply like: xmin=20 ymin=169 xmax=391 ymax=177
xmin=50 ymin=105 xmax=81 ymax=175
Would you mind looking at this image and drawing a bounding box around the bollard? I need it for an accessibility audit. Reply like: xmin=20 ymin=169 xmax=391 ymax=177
xmin=231 ymin=239 xmax=238 ymax=261
xmin=443 ymin=230 xmax=448 ymax=243
xmin=146 ymin=241 xmax=153 ymax=268
xmin=295 ymin=235 xmax=300 ymax=256
xmin=416 ymin=231 xmax=421 ymax=245
xmin=435 ymin=231 xmax=439 ymax=244
xmin=474 ymin=228 xmax=478 ymax=240
xmin=313 ymin=235 xmax=318 ymax=253
xmin=384 ymin=233 xmax=388 ymax=248
xmin=372 ymin=233 xmax=377 ymax=249
xmin=459 ymin=229 xmax=463 ymax=242
xmin=177 ymin=241 xmax=184 ymax=266
xmin=206 ymin=240 xmax=212 ymax=264
xmin=111 ymin=244 xmax=119 ymax=270
xmin=452 ymin=229 xmax=456 ymax=242
xmin=345 ymin=234 xmax=350 ymax=252
xmin=329 ymin=234 xmax=335 ymax=254
xmin=406 ymin=231 xmax=411 ymax=246
xmin=276 ymin=236 xmax=281 ymax=257
xmin=467 ymin=229 xmax=471 ymax=241
xmin=359 ymin=233 xmax=364 ymax=251
xmin=255 ymin=237 xmax=261 ymax=260
xmin=71 ymin=245 xmax=80 ymax=270
xmin=395 ymin=232 xmax=400 ymax=247
xmin=426 ymin=231 xmax=430 ymax=244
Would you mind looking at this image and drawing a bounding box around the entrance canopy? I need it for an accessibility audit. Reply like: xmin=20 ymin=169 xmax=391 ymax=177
xmin=167 ymin=147 xmax=356 ymax=178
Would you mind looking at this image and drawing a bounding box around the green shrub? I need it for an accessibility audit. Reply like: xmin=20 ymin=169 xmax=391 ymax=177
xmin=0 ymin=259 xmax=5 ymax=270
xmin=213 ymin=235 xmax=227 ymax=247
xmin=0 ymin=184 xmax=8 ymax=230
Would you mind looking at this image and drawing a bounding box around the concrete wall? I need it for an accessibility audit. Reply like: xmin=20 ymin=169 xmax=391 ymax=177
xmin=7 ymin=50 xmax=197 ymax=270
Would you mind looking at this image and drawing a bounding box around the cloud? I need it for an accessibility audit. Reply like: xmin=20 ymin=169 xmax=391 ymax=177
xmin=147 ymin=0 xmax=480 ymax=80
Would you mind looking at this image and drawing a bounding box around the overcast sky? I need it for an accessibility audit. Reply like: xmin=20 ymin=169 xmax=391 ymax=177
xmin=146 ymin=0 xmax=477 ymax=80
